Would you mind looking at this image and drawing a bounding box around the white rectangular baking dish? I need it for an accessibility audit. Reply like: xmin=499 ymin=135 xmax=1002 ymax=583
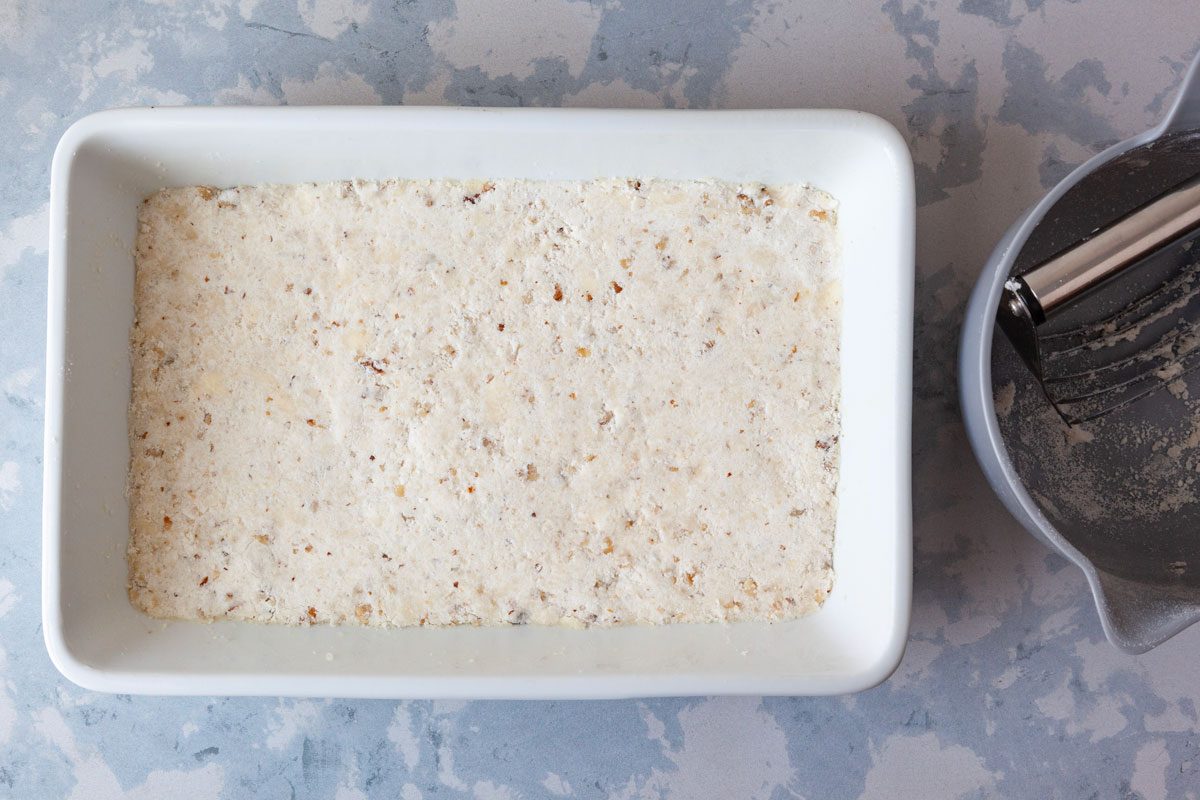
xmin=44 ymin=107 xmax=913 ymax=698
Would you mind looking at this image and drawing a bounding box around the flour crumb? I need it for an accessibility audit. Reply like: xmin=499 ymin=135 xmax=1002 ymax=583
xmin=994 ymin=381 xmax=1016 ymax=418
xmin=1064 ymin=425 xmax=1095 ymax=446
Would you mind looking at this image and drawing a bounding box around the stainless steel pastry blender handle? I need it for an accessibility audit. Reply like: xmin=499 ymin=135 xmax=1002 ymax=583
xmin=999 ymin=174 xmax=1200 ymax=375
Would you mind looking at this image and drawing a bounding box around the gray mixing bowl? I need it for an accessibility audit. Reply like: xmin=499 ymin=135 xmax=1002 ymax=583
xmin=960 ymin=53 xmax=1200 ymax=653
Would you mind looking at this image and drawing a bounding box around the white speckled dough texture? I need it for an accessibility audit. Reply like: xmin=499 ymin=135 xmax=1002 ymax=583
xmin=128 ymin=178 xmax=840 ymax=627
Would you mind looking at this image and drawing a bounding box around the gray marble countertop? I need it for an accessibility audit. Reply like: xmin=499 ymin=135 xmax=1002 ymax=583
xmin=3 ymin=1 xmax=1200 ymax=797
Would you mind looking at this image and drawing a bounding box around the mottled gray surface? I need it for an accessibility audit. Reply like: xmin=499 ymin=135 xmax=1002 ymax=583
xmin=2 ymin=1 xmax=1200 ymax=798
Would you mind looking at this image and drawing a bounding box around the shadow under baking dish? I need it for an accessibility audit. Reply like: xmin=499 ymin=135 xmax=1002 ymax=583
xmin=44 ymin=107 xmax=914 ymax=698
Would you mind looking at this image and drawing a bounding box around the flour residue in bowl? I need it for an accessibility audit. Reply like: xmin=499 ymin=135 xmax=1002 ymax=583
xmin=996 ymin=370 xmax=1200 ymax=523
xmin=994 ymin=333 xmax=1200 ymax=583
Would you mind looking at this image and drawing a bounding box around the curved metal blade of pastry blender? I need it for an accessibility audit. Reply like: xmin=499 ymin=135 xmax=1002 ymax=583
xmin=1040 ymin=237 xmax=1200 ymax=424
